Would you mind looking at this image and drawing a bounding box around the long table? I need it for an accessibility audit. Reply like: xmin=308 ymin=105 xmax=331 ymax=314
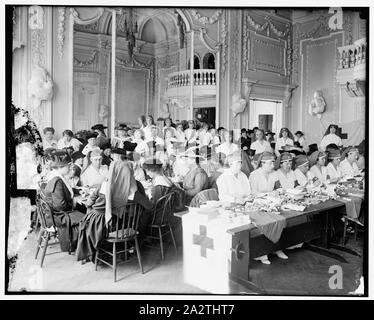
xmin=180 ymin=199 xmax=357 ymax=294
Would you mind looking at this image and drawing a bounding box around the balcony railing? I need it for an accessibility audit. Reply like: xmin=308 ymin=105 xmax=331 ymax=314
xmin=337 ymin=38 xmax=366 ymax=70
xmin=167 ymin=69 xmax=217 ymax=89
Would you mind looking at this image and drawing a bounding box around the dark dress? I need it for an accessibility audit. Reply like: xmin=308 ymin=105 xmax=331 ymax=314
xmin=43 ymin=177 xmax=85 ymax=252
xmin=76 ymin=180 xmax=153 ymax=261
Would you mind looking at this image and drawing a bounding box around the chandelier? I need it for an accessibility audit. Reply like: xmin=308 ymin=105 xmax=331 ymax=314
xmin=118 ymin=8 xmax=138 ymax=57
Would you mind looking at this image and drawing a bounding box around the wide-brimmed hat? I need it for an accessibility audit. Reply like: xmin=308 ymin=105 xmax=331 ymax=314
xmin=114 ymin=124 xmax=127 ymax=131
xmin=295 ymin=131 xmax=304 ymax=136
xmin=258 ymin=151 xmax=276 ymax=165
xmin=265 ymin=130 xmax=275 ymax=136
xmin=91 ymin=124 xmax=108 ymax=131
xmin=86 ymin=132 xmax=98 ymax=140
xmin=307 ymin=143 xmax=319 ymax=156
xmin=294 ymin=155 xmax=309 ymax=168
xmin=309 ymin=151 xmax=326 ymax=166
xmin=111 ymin=148 xmax=127 ymax=155
xmin=100 ymin=142 xmax=112 ymax=151
xmin=51 ymin=150 xmax=72 ymax=168
xmin=123 ymin=141 xmax=137 ymax=152
xmin=43 ymin=147 xmax=56 ymax=157
xmin=71 ymin=150 xmax=85 ymax=162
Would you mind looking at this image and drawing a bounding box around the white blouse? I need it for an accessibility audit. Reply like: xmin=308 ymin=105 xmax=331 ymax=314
xmin=339 ymin=158 xmax=360 ymax=177
xmin=250 ymin=140 xmax=272 ymax=154
xmin=276 ymin=169 xmax=297 ymax=189
xmin=80 ymin=165 xmax=109 ymax=187
xmin=326 ymin=162 xmax=343 ymax=181
xmin=249 ymin=168 xmax=278 ymax=194
xmin=308 ymin=165 xmax=329 ymax=184
xmin=216 ymin=169 xmax=251 ymax=202
xmin=320 ymin=134 xmax=342 ymax=151
xmin=275 ymin=137 xmax=294 ymax=156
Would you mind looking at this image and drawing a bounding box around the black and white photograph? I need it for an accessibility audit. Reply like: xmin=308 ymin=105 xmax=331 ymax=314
xmin=3 ymin=1 xmax=370 ymax=299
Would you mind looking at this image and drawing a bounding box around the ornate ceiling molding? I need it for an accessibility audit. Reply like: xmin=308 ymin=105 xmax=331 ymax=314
xmin=190 ymin=9 xmax=223 ymax=25
xmin=57 ymin=7 xmax=66 ymax=59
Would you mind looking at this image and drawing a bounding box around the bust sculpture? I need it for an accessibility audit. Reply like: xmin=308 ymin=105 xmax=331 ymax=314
xmin=308 ymin=90 xmax=326 ymax=119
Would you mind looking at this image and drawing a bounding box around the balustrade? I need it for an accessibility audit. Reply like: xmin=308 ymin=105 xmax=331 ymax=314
xmin=167 ymin=69 xmax=216 ymax=89
xmin=338 ymin=38 xmax=366 ymax=70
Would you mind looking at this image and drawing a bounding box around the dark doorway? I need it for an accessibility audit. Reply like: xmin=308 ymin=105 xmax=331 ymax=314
xmin=203 ymin=53 xmax=215 ymax=69
xmin=187 ymin=55 xmax=200 ymax=69
xmin=194 ymin=108 xmax=216 ymax=128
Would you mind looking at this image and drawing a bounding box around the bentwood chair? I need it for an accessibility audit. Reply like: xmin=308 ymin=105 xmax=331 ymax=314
xmin=146 ymin=191 xmax=178 ymax=261
xmin=95 ymin=202 xmax=144 ymax=282
xmin=189 ymin=188 xmax=219 ymax=208
xmin=34 ymin=193 xmax=60 ymax=267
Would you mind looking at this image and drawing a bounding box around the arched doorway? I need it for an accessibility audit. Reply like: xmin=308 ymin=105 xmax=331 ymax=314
xmin=187 ymin=55 xmax=201 ymax=69
xmin=203 ymin=52 xmax=215 ymax=69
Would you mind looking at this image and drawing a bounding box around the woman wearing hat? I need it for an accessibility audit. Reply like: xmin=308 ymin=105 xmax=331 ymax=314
xmin=216 ymin=151 xmax=251 ymax=203
xmin=250 ymin=129 xmax=272 ymax=155
xmin=339 ymin=146 xmax=361 ymax=178
xmin=294 ymin=131 xmax=307 ymax=151
xmin=182 ymin=149 xmax=209 ymax=204
xmin=42 ymin=127 xmax=58 ymax=150
xmin=326 ymin=149 xmax=343 ymax=183
xmin=320 ymin=124 xmax=343 ymax=152
xmin=80 ymin=149 xmax=109 ymax=188
xmin=308 ymin=151 xmax=328 ymax=184
xmin=91 ymin=124 xmax=109 ymax=150
xmin=294 ymin=155 xmax=312 ymax=187
xmin=248 ymin=152 xmax=278 ymax=194
xmin=274 ymin=152 xmax=298 ymax=189
xmin=275 ymin=127 xmax=295 ymax=157
xmin=43 ymin=151 xmax=85 ymax=253
xmin=82 ymin=132 xmax=100 ymax=156
xmin=175 ymin=123 xmax=186 ymax=144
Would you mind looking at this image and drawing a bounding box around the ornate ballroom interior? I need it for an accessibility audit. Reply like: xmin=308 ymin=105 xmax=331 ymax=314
xmin=12 ymin=7 xmax=366 ymax=145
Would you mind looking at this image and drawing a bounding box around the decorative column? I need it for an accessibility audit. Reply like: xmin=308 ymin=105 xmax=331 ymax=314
xmin=110 ymin=9 xmax=117 ymax=138
xmin=189 ymin=30 xmax=195 ymax=120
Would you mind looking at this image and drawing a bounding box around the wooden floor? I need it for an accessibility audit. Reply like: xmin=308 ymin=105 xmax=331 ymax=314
xmin=7 ymin=230 xmax=363 ymax=295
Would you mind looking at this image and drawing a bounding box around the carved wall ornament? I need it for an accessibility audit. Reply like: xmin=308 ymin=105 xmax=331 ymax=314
xmin=294 ymin=15 xmax=331 ymax=40
xmin=57 ymin=7 xmax=66 ymax=59
xmin=190 ymin=9 xmax=223 ymax=25
xmin=283 ymin=84 xmax=298 ymax=108
xmin=12 ymin=6 xmax=16 ymax=38
xmin=74 ymin=20 xmax=100 ymax=33
xmin=231 ymin=93 xmax=247 ymax=118
xmin=70 ymin=7 xmax=104 ymax=25
xmin=74 ymin=50 xmax=98 ymax=67
xmin=29 ymin=5 xmax=44 ymax=30
xmin=308 ymin=90 xmax=326 ymax=119
xmin=247 ymin=14 xmax=290 ymax=38
xmin=28 ymin=65 xmax=54 ymax=108
xmin=220 ymin=10 xmax=228 ymax=77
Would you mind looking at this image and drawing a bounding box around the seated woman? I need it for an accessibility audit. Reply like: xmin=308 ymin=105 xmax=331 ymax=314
xmin=80 ymin=149 xmax=109 ymax=188
xmin=67 ymin=163 xmax=82 ymax=189
xmin=43 ymin=151 xmax=85 ymax=253
xmin=208 ymin=152 xmax=227 ymax=190
xmin=216 ymin=152 xmax=251 ymax=203
xmin=339 ymin=146 xmax=361 ymax=178
xmin=320 ymin=124 xmax=343 ymax=152
xmin=308 ymin=151 xmax=328 ymax=185
xmin=274 ymin=152 xmax=298 ymax=189
xmin=294 ymin=155 xmax=312 ymax=187
xmin=326 ymin=149 xmax=343 ymax=183
xmin=77 ymin=157 xmax=152 ymax=262
xmin=275 ymin=128 xmax=295 ymax=157
xmin=132 ymin=129 xmax=149 ymax=155
xmin=248 ymin=152 xmax=278 ymax=195
xmin=182 ymin=149 xmax=209 ymax=204
xmin=250 ymin=129 xmax=272 ymax=155
xmin=82 ymin=132 xmax=100 ymax=156
xmin=248 ymin=151 xmax=289 ymax=264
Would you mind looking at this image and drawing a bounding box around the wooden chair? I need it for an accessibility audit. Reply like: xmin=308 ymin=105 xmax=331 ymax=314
xmin=34 ymin=194 xmax=60 ymax=267
xmin=189 ymin=188 xmax=219 ymax=208
xmin=95 ymin=202 xmax=144 ymax=282
xmin=342 ymin=216 xmax=364 ymax=244
xmin=146 ymin=191 xmax=178 ymax=260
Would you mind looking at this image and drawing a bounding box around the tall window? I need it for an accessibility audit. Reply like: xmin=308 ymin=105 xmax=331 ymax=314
xmin=187 ymin=55 xmax=200 ymax=69
xmin=203 ymin=53 xmax=215 ymax=69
